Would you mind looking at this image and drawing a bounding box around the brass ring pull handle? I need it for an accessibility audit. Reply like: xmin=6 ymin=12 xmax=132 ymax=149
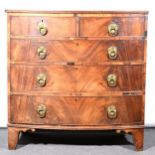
xmin=108 ymin=46 xmax=118 ymax=60
xmin=108 ymin=23 xmax=119 ymax=36
xmin=38 ymin=21 xmax=48 ymax=36
xmin=37 ymin=46 xmax=47 ymax=59
xmin=37 ymin=104 xmax=47 ymax=118
xmin=107 ymin=105 xmax=117 ymax=119
xmin=107 ymin=74 xmax=117 ymax=87
xmin=37 ymin=73 xmax=47 ymax=87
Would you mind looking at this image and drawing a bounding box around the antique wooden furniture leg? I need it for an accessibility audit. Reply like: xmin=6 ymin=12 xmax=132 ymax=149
xmin=132 ymin=128 xmax=144 ymax=151
xmin=8 ymin=127 xmax=20 ymax=150
xmin=116 ymin=128 xmax=144 ymax=151
xmin=8 ymin=127 xmax=35 ymax=150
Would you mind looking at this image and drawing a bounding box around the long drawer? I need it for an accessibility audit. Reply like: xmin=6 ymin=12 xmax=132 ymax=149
xmin=10 ymin=95 xmax=143 ymax=125
xmin=10 ymin=65 xmax=143 ymax=92
xmin=10 ymin=39 xmax=144 ymax=63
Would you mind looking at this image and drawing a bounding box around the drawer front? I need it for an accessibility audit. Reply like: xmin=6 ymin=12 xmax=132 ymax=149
xmin=10 ymin=39 xmax=144 ymax=62
xmin=10 ymin=65 xmax=143 ymax=92
xmin=10 ymin=16 xmax=76 ymax=38
xmin=80 ymin=17 xmax=145 ymax=37
xmin=10 ymin=95 xmax=143 ymax=125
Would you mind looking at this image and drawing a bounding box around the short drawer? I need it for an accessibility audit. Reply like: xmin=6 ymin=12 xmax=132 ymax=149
xmin=10 ymin=65 xmax=143 ymax=92
xmin=10 ymin=95 xmax=143 ymax=125
xmin=80 ymin=17 xmax=145 ymax=37
xmin=10 ymin=39 xmax=144 ymax=62
xmin=10 ymin=16 xmax=76 ymax=38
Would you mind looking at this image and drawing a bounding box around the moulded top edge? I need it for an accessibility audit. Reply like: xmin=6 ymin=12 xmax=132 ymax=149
xmin=5 ymin=10 xmax=149 ymax=14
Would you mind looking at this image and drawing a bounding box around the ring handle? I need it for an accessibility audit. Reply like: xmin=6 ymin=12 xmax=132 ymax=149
xmin=37 ymin=46 xmax=47 ymax=59
xmin=36 ymin=73 xmax=47 ymax=87
xmin=108 ymin=23 xmax=119 ymax=36
xmin=38 ymin=21 xmax=48 ymax=36
xmin=107 ymin=105 xmax=117 ymax=119
xmin=108 ymin=46 xmax=118 ymax=60
xmin=107 ymin=74 xmax=117 ymax=87
xmin=37 ymin=104 xmax=47 ymax=118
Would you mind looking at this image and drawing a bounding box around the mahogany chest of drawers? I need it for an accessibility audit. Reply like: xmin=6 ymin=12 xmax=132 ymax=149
xmin=7 ymin=10 xmax=148 ymax=150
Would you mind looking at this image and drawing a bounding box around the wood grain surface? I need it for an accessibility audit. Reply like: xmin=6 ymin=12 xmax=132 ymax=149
xmin=7 ymin=11 xmax=148 ymax=150
xmin=80 ymin=17 xmax=145 ymax=37
xmin=10 ymin=95 xmax=143 ymax=125
xmin=10 ymin=16 xmax=76 ymax=37
xmin=10 ymin=65 xmax=143 ymax=92
xmin=10 ymin=39 xmax=144 ymax=62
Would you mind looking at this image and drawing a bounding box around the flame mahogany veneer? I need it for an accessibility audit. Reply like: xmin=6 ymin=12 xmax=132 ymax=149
xmin=6 ymin=10 xmax=148 ymax=150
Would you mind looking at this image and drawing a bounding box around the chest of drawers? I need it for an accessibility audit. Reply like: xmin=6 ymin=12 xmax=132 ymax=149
xmin=7 ymin=10 xmax=148 ymax=150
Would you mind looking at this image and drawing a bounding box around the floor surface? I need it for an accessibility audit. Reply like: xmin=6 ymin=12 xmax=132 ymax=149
xmin=0 ymin=128 xmax=155 ymax=155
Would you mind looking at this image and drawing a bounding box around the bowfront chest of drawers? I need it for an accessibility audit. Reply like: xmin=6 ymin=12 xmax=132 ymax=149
xmin=7 ymin=10 xmax=148 ymax=150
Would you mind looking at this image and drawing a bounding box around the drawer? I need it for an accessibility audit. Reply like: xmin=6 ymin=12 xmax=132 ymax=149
xmin=10 ymin=65 xmax=143 ymax=92
xmin=80 ymin=17 xmax=145 ymax=37
xmin=10 ymin=39 xmax=144 ymax=62
xmin=10 ymin=16 xmax=76 ymax=38
xmin=10 ymin=95 xmax=143 ymax=125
